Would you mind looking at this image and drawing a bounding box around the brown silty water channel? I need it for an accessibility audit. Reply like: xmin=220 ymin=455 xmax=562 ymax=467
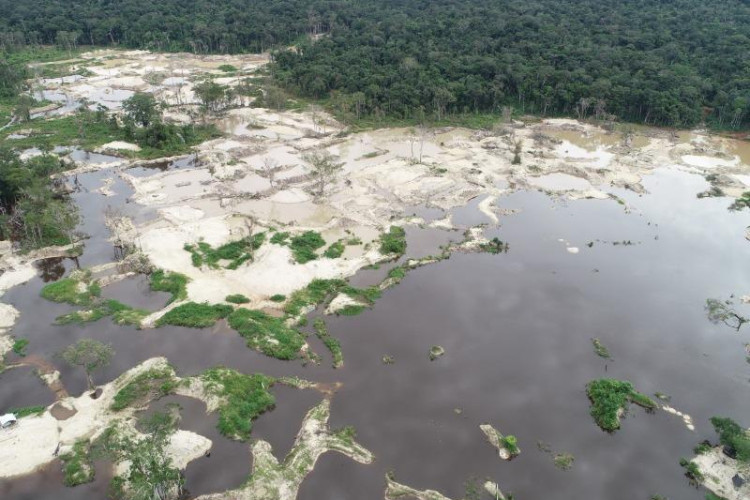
xmin=2 ymin=165 xmax=750 ymax=499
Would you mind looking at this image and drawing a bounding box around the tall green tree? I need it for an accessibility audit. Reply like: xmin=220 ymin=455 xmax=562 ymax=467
xmin=122 ymin=93 xmax=159 ymax=127
xmin=61 ymin=339 xmax=114 ymax=392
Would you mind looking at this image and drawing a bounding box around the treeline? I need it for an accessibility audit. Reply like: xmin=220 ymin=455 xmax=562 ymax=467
xmin=0 ymin=0 xmax=315 ymax=53
xmin=272 ymin=0 xmax=750 ymax=129
xmin=0 ymin=0 xmax=749 ymax=128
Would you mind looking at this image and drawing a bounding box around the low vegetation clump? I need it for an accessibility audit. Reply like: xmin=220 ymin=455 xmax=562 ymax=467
xmin=500 ymin=435 xmax=520 ymax=456
xmin=137 ymin=406 xmax=181 ymax=436
xmin=269 ymin=294 xmax=286 ymax=302
xmin=323 ymin=240 xmax=345 ymax=259
xmin=284 ymin=279 xmax=346 ymax=317
xmin=694 ymin=441 xmax=713 ymax=455
xmin=341 ymin=285 xmax=382 ymax=303
xmin=228 ymin=308 xmax=306 ymax=360
xmin=553 ymin=453 xmax=575 ymax=471
xmin=705 ymin=493 xmax=729 ymax=500
xmin=60 ymin=440 xmax=94 ymax=486
xmin=480 ymin=424 xmax=520 ymax=460
xmin=338 ymin=304 xmax=366 ymax=316
xmin=289 ymin=230 xmax=326 ymax=264
xmin=284 ymin=278 xmax=382 ymax=318
xmin=40 ymin=273 xmax=99 ymax=306
xmin=591 ymin=338 xmax=611 ymax=359
xmin=226 ymin=294 xmax=250 ymax=304
xmin=629 ymin=391 xmax=658 ymax=409
xmin=313 ymin=318 xmax=343 ymax=368
xmin=729 ymin=192 xmax=750 ymax=211
xmin=429 ymin=345 xmax=445 ymax=361
xmin=379 ymin=226 xmax=407 ymax=256
xmin=7 ymin=405 xmax=45 ymax=417
xmin=388 ymin=266 xmax=407 ymax=280
xmin=11 ymin=338 xmax=29 ymax=356
xmin=218 ymin=64 xmax=238 ymax=72
xmin=184 ymin=233 xmax=265 ymax=270
xmin=155 ymin=302 xmax=233 ymax=328
xmin=149 ymin=270 xmax=189 ymax=304
xmin=55 ymin=299 xmax=148 ymax=326
xmin=478 ymin=237 xmax=509 ymax=254
xmin=111 ymin=303 xmax=150 ymax=326
xmin=679 ymin=457 xmax=704 ymax=484
xmin=586 ymin=378 xmax=657 ymax=432
xmin=709 ymin=416 xmax=750 ymax=463
xmin=201 ymin=368 xmax=275 ymax=441
xmin=111 ymin=366 xmax=178 ymax=411
xmin=270 ymin=231 xmax=290 ymax=245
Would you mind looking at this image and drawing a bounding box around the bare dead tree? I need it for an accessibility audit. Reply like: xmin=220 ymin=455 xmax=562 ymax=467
xmin=262 ymin=156 xmax=278 ymax=187
xmin=501 ymin=106 xmax=513 ymax=123
xmin=576 ymin=98 xmax=591 ymax=120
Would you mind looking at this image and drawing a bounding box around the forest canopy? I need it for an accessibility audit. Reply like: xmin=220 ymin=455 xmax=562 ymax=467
xmin=0 ymin=0 xmax=749 ymax=128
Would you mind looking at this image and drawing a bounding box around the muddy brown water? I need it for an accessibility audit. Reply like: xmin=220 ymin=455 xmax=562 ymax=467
xmin=0 ymin=366 xmax=55 ymax=412
xmin=2 ymin=167 xmax=750 ymax=499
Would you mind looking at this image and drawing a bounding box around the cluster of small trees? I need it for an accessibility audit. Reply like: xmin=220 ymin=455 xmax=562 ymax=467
xmin=60 ymin=339 xmax=184 ymax=500
xmin=120 ymin=92 xmax=217 ymax=151
xmin=193 ymin=80 xmax=237 ymax=114
xmin=0 ymin=149 xmax=80 ymax=249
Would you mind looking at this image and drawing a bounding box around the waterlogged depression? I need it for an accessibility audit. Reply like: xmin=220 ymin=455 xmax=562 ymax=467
xmin=1 ymin=50 xmax=750 ymax=500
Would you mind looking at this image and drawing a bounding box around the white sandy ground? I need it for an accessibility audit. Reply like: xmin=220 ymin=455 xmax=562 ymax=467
xmin=0 ymin=357 xmax=297 ymax=481
xmin=692 ymin=447 xmax=750 ymax=500
xmin=0 ymin=358 xmax=183 ymax=478
xmin=661 ymin=405 xmax=695 ymax=431
xmin=477 ymin=195 xmax=499 ymax=224
xmin=0 ymin=303 xmax=19 ymax=353
xmin=96 ymin=141 xmax=141 ymax=152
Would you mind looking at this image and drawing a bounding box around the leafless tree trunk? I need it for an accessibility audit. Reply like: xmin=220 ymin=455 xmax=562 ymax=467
xmin=262 ymin=156 xmax=278 ymax=187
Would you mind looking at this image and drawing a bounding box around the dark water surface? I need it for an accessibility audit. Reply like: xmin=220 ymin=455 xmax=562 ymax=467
xmin=2 ymin=167 xmax=750 ymax=499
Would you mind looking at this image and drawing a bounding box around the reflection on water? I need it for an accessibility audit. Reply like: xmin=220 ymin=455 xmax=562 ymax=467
xmin=33 ymin=257 xmax=75 ymax=283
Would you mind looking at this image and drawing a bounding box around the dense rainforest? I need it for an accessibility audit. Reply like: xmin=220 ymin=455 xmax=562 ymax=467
xmin=0 ymin=0 xmax=749 ymax=128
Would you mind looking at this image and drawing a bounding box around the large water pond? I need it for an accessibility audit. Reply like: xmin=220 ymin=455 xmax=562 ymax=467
xmin=1 ymin=166 xmax=749 ymax=499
